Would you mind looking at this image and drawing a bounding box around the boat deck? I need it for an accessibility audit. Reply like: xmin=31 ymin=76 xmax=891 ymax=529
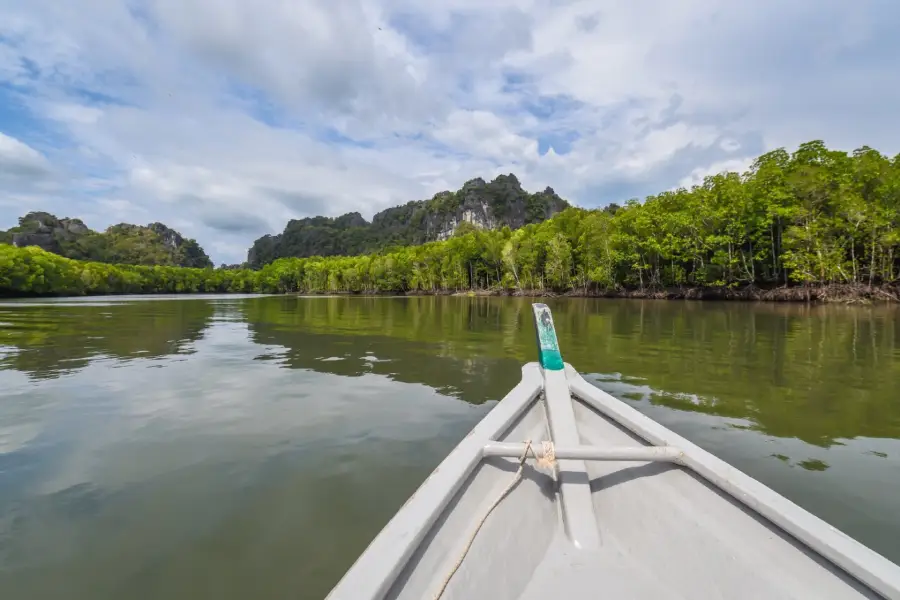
xmin=512 ymin=401 xmax=877 ymax=600
xmin=385 ymin=393 xmax=879 ymax=600
xmin=328 ymin=361 xmax=900 ymax=600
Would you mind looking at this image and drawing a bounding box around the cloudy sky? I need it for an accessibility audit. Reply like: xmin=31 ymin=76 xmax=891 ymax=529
xmin=1 ymin=0 xmax=899 ymax=264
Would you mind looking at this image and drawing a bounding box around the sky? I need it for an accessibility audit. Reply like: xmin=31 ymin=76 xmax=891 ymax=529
xmin=1 ymin=0 xmax=899 ymax=265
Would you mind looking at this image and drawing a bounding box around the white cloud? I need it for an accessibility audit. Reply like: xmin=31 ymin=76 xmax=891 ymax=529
xmin=0 ymin=132 xmax=58 ymax=196
xmin=0 ymin=0 xmax=898 ymax=263
xmin=677 ymin=157 xmax=757 ymax=190
xmin=720 ymin=139 xmax=741 ymax=153
xmin=615 ymin=123 xmax=719 ymax=175
xmin=434 ymin=110 xmax=540 ymax=162
xmin=43 ymin=102 xmax=103 ymax=125
xmin=0 ymin=132 xmax=50 ymax=172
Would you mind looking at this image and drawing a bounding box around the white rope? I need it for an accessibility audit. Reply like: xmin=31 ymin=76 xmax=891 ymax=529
xmin=537 ymin=440 xmax=556 ymax=470
xmin=433 ymin=440 xmax=556 ymax=600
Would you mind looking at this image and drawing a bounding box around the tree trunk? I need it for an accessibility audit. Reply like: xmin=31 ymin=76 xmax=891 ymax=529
xmin=869 ymin=231 xmax=877 ymax=286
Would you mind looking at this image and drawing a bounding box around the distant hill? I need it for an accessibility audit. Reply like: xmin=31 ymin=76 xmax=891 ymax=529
xmin=1 ymin=212 xmax=212 ymax=268
xmin=247 ymin=173 xmax=569 ymax=268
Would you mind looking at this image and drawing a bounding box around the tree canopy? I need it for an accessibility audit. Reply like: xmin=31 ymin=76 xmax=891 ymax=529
xmin=246 ymin=174 xmax=568 ymax=267
xmin=3 ymin=141 xmax=900 ymax=298
xmin=2 ymin=212 xmax=212 ymax=269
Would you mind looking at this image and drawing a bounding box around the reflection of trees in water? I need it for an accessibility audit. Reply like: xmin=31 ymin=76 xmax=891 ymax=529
xmin=2 ymin=295 xmax=898 ymax=446
xmin=0 ymin=301 xmax=216 ymax=379
xmin=768 ymin=454 xmax=832 ymax=471
xmin=238 ymin=297 xmax=513 ymax=403
xmin=243 ymin=297 xmax=522 ymax=405
xmin=550 ymin=299 xmax=900 ymax=447
xmin=244 ymin=296 xmax=900 ymax=446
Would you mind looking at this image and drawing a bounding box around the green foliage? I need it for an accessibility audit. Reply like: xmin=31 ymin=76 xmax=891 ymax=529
xmin=246 ymin=174 xmax=569 ymax=268
xmin=452 ymin=221 xmax=479 ymax=237
xmin=0 ymin=213 xmax=212 ymax=269
xmin=4 ymin=140 xmax=900 ymax=297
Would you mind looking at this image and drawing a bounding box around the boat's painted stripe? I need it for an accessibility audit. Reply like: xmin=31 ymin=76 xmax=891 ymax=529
xmin=531 ymin=303 xmax=564 ymax=371
xmin=325 ymin=364 xmax=544 ymax=600
xmin=567 ymin=366 xmax=900 ymax=600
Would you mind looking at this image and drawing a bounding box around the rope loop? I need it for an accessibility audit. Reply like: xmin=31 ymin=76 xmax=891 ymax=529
xmin=433 ymin=439 xmax=555 ymax=599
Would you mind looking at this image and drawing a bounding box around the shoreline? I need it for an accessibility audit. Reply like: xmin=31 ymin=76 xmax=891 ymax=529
xmin=3 ymin=284 xmax=898 ymax=303
xmin=303 ymin=283 xmax=900 ymax=304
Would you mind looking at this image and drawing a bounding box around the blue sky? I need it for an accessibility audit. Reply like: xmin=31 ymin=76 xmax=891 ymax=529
xmin=1 ymin=0 xmax=899 ymax=264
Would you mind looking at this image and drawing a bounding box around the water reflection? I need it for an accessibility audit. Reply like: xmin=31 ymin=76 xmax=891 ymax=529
xmin=242 ymin=297 xmax=523 ymax=404
xmin=2 ymin=296 xmax=900 ymax=447
xmin=240 ymin=296 xmax=900 ymax=447
xmin=0 ymin=299 xmax=216 ymax=379
xmin=0 ymin=315 xmax=487 ymax=600
xmin=1 ymin=294 xmax=900 ymax=591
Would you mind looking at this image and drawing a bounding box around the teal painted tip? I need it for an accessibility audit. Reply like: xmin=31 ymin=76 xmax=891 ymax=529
xmin=540 ymin=350 xmax=565 ymax=371
xmin=531 ymin=303 xmax=564 ymax=371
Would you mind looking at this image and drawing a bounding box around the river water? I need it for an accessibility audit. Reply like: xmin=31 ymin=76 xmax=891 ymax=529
xmin=1 ymin=295 xmax=898 ymax=599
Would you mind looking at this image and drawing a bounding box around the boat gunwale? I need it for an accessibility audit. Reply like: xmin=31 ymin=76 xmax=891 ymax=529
xmin=567 ymin=365 xmax=900 ymax=600
xmin=327 ymin=362 xmax=900 ymax=600
xmin=324 ymin=363 xmax=544 ymax=600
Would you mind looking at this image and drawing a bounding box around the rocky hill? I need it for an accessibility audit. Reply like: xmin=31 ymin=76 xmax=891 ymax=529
xmin=247 ymin=174 xmax=568 ymax=267
xmin=1 ymin=212 xmax=212 ymax=268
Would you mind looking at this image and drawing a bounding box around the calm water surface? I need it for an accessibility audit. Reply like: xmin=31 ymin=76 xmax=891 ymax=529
xmin=1 ymin=295 xmax=899 ymax=599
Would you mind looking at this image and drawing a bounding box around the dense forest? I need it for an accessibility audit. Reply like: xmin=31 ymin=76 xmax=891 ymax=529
xmin=247 ymin=174 xmax=568 ymax=267
xmin=2 ymin=140 xmax=899 ymax=301
xmin=1 ymin=212 xmax=212 ymax=268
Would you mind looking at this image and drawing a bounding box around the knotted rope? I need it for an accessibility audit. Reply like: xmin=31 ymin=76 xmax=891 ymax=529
xmin=537 ymin=440 xmax=556 ymax=470
xmin=432 ymin=440 xmax=557 ymax=600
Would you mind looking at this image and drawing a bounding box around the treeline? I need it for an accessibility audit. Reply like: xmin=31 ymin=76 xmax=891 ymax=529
xmin=247 ymin=174 xmax=568 ymax=267
xmin=2 ymin=212 xmax=212 ymax=268
xmin=1 ymin=245 xmax=260 ymax=296
xmin=3 ymin=140 xmax=899 ymax=298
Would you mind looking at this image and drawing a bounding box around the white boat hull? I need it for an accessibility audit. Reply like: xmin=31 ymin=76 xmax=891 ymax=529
xmin=326 ymin=306 xmax=900 ymax=600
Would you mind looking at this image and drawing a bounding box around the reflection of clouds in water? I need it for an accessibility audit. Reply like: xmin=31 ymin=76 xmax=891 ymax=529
xmin=0 ymin=344 xmax=19 ymax=359
xmin=590 ymin=372 xmax=741 ymax=416
xmin=362 ymin=353 xmax=391 ymax=363
xmin=0 ymin=421 xmax=42 ymax=454
xmin=22 ymin=319 xmax=483 ymax=496
xmin=0 ymin=368 xmax=48 ymax=454
xmin=0 ymin=348 xmax=16 ymax=364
